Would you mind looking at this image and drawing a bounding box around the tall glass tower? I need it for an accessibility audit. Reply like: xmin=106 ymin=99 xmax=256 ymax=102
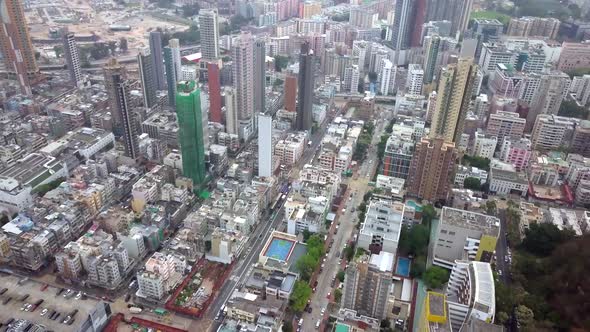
xmin=175 ymin=81 xmax=206 ymax=186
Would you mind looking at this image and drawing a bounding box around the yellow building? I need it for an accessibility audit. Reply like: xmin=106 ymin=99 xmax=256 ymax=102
xmin=417 ymin=292 xmax=452 ymax=332
xmin=430 ymin=57 xmax=478 ymax=143
xmin=300 ymin=1 xmax=321 ymax=18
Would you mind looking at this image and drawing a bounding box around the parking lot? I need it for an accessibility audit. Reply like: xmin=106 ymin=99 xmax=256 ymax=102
xmin=0 ymin=273 xmax=108 ymax=331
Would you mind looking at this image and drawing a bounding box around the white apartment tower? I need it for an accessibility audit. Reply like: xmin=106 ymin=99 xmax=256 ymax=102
xmin=232 ymin=32 xmax=255 ymax=121
xmin=258 ymin=113 xmax=273 ymax=177
xmin=406 ymin=64 xmax=424 ymax=95
xmin=199 ymin=9 xmax=220 ymax=61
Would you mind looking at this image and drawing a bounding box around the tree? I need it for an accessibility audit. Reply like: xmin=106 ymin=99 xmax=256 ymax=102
xmin=295 ymin=254 xmax=317 ymax=281
xmin=336 ymin=270 xmax=345 ymax=282
xmin=408 ymin=224 xmax=430 ymax=256
xmin=423 ymin=266 xmax=450 ymax=289
xmin=515 ymin=305 xmax=535 ymax=328
xmin=108 ymin=40 xmax=117 ymax=55
xmin=181 ymin=3 xmax=200 ymax=17
xmin=334 ymin=288 xmax=342 ymax=303
xmin=380 ymin=319 xmax=391 ymax=329
xmin=344 ymin=244 xmax=355 ymax=262
xmin=368 ymin=72 xmax=378 ymax=82
xmin=119 ymin=38 xmax=128 ymax=52
xmin=289 ymin=281 xmax=312 ymax=312
xmin=273 ymin=78 xmax=284 ymax=88
xmin=462 ymin=154 xmax=490 ymax=171
xmin=32 ymin=178 xmax=66 ymax=196
xmin=282 ymin=320 xmax=294 ymax=332
xmin=410 ymin=255 xmax=426 ymax=278
xmin=485 ymin=200 xmax=497 ymax=215
xmin=274 ymin=55 xmax=289 ymax=72
xmin=495 ymin=311 xmax=509 ymax=324
xmin=463 ymin=177 xmax=482 ymax=191
xmin=521 ymin=223 xmax=575 ymax=257
xmin=302 ymin=229 xmax=312 ymax=242
xmin=558 ymin=100 xmax=589 ymax=120
xmin=331 ymin=12 xmax=349 ymax=22
xmin=422 ymin=204 xmax=436 ymax=227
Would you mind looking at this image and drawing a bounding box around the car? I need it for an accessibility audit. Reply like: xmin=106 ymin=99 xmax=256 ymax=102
xmin=75 ymin=292 xmax=82 ymax=300
xmin=315 ymin=320 xmax=321 ymax=329
xmin=321 ymin=308 xmax=326 ymax=315
xmin=20 ymin=304 xmax=27 ymax=311
xmin=298 ymin=318 xmax=303 ymax=326
xmin=40 ymin=309 xmax=48 ymax=316
xmin=327 ymin=292 xmax=331 ymax=299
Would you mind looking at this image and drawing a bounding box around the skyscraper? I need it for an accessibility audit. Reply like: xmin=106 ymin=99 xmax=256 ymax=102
xmin=284 ymin=74 xmax=298 ymax=113
xmin=0 ymin=0 xmax=41 ymax=94
xmin=254 ymin=39 xmax=266 ymax=113
xmin=430 ymin=57 xmax=477 ymax=143
xmin=425 ymin=0 xmax=474 ymax=37
xmin=423 ymin=35 xmax=441 ymax=85
xmin=138 ymin=48 xmax=157 ymax=109
xmin=258 ymin=113 xmax=273 ymax=177
xmin=103 ymin=58 xmax=128 ymax=135
xmin=296 ymin=42 xmax=315 ymax=131
xmin=391 ymin=0 xmax=413 ymax=51
xmin=110 ymin=70 xmax=139 ymax=159
xmin=342 ymin=254 xmax=392 ymax=319
xmin=164 ymin=39 xmax=181 ymax=106
xmin=199 ymin=9 xmax=220 ymax=61
xmin=407 ymin=137 xmax=456 ymax=202
xmin=176 ymin=81 xmax=207 ymax=186
xmin=207 ymin=62 xmax=222 ymax=123
xmin=232 ymin=32 xmax=254 ymax=121
xmin=224 ymin=87 xmax=238 ymax=135
xmin=149 ymin=31 xmax=166 ymax=90
xmin=62 ymin=32 xmax=83 ymax=87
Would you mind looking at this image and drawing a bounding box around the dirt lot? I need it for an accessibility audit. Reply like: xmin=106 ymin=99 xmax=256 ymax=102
xmin=26 ymin=0 xmax=189 ymax=49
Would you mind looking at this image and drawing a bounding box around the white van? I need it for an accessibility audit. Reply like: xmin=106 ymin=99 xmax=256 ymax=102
xmin=315 ymin=320 xmax=321 ymax=329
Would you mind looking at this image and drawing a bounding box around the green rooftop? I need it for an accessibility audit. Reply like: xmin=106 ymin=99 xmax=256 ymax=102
xmin=335 ymin=323 xmax=350 ymax=332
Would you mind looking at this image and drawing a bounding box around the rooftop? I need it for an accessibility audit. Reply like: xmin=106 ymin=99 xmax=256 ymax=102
xmin=0 ymin=153 xmax=65 ymax=189
xmin=440 ymin=207 xmax=500 ymax=237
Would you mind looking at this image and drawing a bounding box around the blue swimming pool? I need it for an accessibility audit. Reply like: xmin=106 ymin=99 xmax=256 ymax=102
xmin=264 ymin=238 xmax=295 ymax=261
xmin=396 ymin=257 xmax=411 ymax=277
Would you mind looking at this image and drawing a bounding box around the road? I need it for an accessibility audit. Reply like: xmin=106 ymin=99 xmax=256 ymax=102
xmin=301 ymin=110 xmax=388 ymax=332
xmin=207 ymin=114 xmax=333 ymax=331
xmin=495 ymin=203 xmax=511 ymax=284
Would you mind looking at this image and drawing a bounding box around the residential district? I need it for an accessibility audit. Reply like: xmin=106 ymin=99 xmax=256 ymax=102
xmin=0 ymin=0 xmax=589 ymax=331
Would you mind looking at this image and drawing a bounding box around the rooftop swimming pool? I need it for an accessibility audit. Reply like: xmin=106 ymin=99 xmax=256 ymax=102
xmin=264 ymin=237 xmax=296 ymax=262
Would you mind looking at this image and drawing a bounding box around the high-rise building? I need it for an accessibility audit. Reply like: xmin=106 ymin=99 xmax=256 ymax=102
xmin=138 ymin=48 xmax=157 ymax=109
xmin=391 ymin=0 xmax=414 ymax=50
xmin=526 ymin=71 xmax=571 ymax=131
xmin=432 ymin=207 xmax=500 ymax=269
xmin=558 ymin=42 xmax=590 ymax=72
xmin=111 ymin=72 xmax=139 ymax=159
xmin=378 ymin=58 xmax=396 ymax=96
xmin=423 ymin=35 xmax=441 ymax=84
xmin=0 ymin=0 xmax=41 ymax=95
xmin=446 ymin=261 xmax=496 ymax=330
xmin=406 ymin=64 xmax=424 ymax=95
xmin=207 ymin=62 xmax=222 ymax=123
xmin=103 ymin=58 xmax=128 ymax=135
xmin=507 ymin=16 xmax=560 ymax=39
xmin=296 ymin=42 xmax=315 ymax=131
xmin=232 ymin=32 xmax=254 ymax=121
xmin=199 ymin=9 xmax=220 ymax=61
xmin=258 ymin=113 xmax=273 ymax=177
xmin=149 ymin=31 xmax=166 ymax=90
xmin=176 ymin=81 xmax=207 ymax=186
xmin=342 ymin=252 xmax=393 ymax=319
xmin=164 ymin=39 xmax=181 ymax=106
xmin=343 ymin=65 xmax=360 ymax=93
xmin=486 ymin=111 xmax=526 ymax=144
xmin=284 ymin=74 xmax=297 ymax=112
xmin=430 ymin=57 xmax=477 ymax=143
xmin=62 ymin=32 xmax=83 ymax=87
xmin=407 ymin=137 xmax=457 ymax=202
xmin=531 ymin=115 xmax=578 ymax=151
xmin=425 ymin=0 xmax=474 ymax=37
xmin=254 ymin=39 xmax=266 ymax=113
xmin=223 ymin=87 xmax=238 ymax=135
